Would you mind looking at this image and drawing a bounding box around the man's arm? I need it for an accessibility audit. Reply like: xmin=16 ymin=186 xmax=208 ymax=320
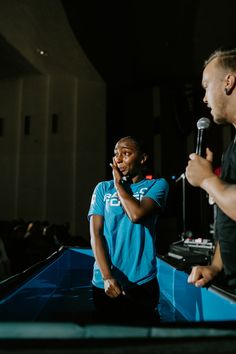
xmin=186 ymin=148 xmax=236 ymax=221
xmin=201 ymin=175 xmax=236 ymax=221
xmin=187 ymin=241 xmax=223 ymax=287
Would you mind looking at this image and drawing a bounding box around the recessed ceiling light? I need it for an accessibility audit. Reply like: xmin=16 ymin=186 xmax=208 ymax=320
xmin=36 ymin=48 xmax=48 ymax=56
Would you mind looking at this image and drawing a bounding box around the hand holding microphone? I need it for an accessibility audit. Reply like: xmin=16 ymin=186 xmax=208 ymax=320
xmin=185 ymin=117 xmax=214 ymax=187
xmin=186 ymin=148 xmax=214 ymax=187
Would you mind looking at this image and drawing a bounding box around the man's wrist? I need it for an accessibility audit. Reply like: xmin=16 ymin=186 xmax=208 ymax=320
xmin=201 ymin=174 xmax=218 ymax=191
xmin=210 ymin=263 xmax=222 ymax=275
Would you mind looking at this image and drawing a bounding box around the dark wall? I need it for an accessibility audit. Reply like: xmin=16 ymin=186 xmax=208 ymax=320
xmin=106 ymin=85 xmax=154 ymax=178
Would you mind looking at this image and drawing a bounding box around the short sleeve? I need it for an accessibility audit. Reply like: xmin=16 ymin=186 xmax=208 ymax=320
xmin=145 ymin=178 xmax=169 ymax=210
xmin=88 ymin=182 xmax=105 ymax=219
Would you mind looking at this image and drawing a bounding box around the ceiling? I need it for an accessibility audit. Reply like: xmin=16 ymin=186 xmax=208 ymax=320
xmin=0 ymin=1 xmax=236 ymax=87
xmin=62 ymin=0 xmax=236 ymax=88
xmin=61 ymin=0 xmax=236 ymax=153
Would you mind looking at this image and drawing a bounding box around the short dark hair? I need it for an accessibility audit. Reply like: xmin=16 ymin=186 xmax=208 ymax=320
xmin=117 ymin=135 xmax=148 ymax=154
xmin=204 ymin=47 xmax=236 ymax=72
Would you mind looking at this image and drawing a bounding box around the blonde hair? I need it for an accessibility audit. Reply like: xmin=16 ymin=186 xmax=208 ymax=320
xmin=204 ymin=48 xmax=236 ymax=72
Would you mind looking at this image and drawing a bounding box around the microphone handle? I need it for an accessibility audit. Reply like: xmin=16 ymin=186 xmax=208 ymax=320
xmin=196 ymin=129 xmax=204 ymax=155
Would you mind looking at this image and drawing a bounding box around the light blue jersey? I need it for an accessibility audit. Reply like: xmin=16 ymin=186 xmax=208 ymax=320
xmin=88 ymin=178 xmax=169 ymax=289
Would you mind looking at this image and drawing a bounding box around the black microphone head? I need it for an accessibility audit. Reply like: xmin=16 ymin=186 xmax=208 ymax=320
xmin=197 ymin=117 xmax=211 ymax=130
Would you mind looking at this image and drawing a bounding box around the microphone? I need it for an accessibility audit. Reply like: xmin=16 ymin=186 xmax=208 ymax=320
xmin=195 ymin=117 xmax=211 ymax=155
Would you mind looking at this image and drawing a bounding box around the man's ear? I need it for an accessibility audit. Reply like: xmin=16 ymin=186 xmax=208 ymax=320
xmin=140 ymin=153 xmax=148 ymax=164
xmin=225 ymin=74 xmax=236 ymax=94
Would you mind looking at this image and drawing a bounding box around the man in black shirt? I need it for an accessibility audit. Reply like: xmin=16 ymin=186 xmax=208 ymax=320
xmin=186 ymin=48 xmax=236 ymax=291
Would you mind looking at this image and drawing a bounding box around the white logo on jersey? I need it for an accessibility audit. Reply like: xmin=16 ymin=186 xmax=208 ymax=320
xmin=104 ymin=192 xmax=120 ymax=206
xmin=133 ymin=187 xmax=148 ymax=200
xmin=104 ymin=187 xmax=148 ymax=207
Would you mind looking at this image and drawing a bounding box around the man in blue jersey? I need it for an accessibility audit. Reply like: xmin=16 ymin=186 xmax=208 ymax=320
xmin=88 ymin=136 xmax=169 ymax=324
